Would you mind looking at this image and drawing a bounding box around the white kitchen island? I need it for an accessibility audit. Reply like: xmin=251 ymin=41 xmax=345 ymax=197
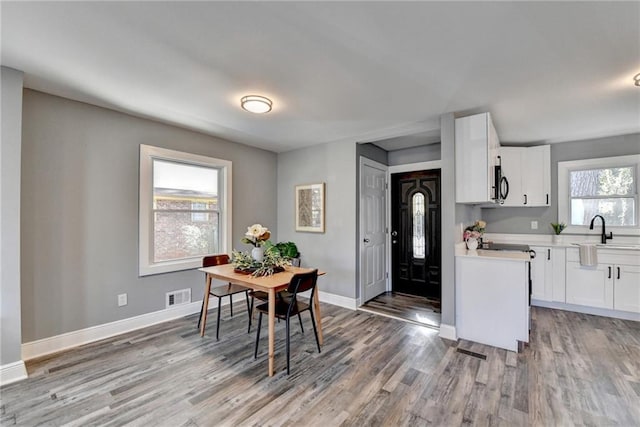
xmin=455 ymin=246 xmax=531 ymax=352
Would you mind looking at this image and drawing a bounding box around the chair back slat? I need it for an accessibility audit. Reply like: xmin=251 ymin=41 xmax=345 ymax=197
xmin=287 ymin=270 xmax=318 ymax=296
xmin=203 ymin=254 xmax=230 ymax=268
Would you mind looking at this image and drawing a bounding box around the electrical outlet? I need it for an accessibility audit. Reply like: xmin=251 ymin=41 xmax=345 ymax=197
xmin=118 ymin=293 xmax=127 ymax=307
xmin=531 ymin=221 xmax=538 ymax=230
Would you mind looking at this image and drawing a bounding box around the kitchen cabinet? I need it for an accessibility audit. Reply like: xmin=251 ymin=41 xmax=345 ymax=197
xmin=456 ymin=252 xmax=529 ymax=352
xmin=499 ymin=145 xmax=550 ymax=207
xmin=455 ymin=112 xmax=500 ymax=204
xmin=565 ymin=248 xmax=640 ymax=313
xmin=530 ymin=246 xmax=566 ymax=303
xmin=566 ymin=262 xmax=613 ymax=309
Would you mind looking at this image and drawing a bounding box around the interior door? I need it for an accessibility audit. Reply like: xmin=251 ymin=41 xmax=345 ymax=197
xmin=360 ymin=160 xmax=387 ymax=302
xmin=391 ymin=170 xmax=441 ymax=299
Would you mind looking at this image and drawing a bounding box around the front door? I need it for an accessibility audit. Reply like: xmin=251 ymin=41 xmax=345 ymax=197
xmin=360 ymin=160 xmax=388 ymax=302
xmin=391 ymin=170 xmax=441 ymax=299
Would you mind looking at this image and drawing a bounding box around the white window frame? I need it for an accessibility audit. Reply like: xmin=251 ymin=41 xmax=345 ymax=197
xmin=139 ymin=144 xmax=232 ymax=276
xmin=558 ymin=154 xmax=640 ymax=236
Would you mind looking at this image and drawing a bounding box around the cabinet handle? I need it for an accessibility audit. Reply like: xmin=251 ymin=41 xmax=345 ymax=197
xmin=546 ymin=194 xmax=549 ymax=205
xmin=617 ymin=267 xmax=620 ymax=280
xmin=524 ymin=194 xmax=528 ymax=205
xmin=608 ymin=266 xmax=612 ymax=279
xmin=547 ymin=249 xmax=551 ymax=260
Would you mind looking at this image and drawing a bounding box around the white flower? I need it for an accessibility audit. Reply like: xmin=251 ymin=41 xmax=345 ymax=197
xmin=246 ymin=224 xmax=268 ymax=238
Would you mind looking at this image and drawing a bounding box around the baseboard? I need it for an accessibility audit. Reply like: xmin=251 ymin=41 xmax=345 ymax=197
xmin=532 ymin=300 xmax=640 ymax=322
xmin=318 ymin=291 xmax=357 ymax=310
xmin=439 ymin=323 xmax=457 ymax=341
xmin=22 ymin=291 xmax=356 ymax=361
xmin=0 ymin=360 xmax=28 ymax=386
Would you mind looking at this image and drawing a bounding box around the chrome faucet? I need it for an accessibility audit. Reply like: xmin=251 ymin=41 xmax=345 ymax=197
xmin=589 ymin=215 xmax=613 ymax=244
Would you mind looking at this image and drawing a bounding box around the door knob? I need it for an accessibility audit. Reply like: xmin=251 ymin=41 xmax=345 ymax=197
xmin=363 ymin=238 xmax=370 ymax=243
xmin=391 ymin=231 xmax=398 ymax=237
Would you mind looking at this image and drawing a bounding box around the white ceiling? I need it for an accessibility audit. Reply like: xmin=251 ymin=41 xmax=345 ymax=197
xmin=2 ymin=2 xmax=639 ymax=153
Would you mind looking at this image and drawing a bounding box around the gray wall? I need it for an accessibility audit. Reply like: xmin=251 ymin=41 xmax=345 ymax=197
xmin=21 ymin=90 xmax=278 ymax=342
xmin=277 ymin=141 xmax=357 ymax=298
xmin=482 ymin=133 xmax=640 ymax=235
xmin=388 ymin=143 xmax=441 ymax=166
xmin=1 ymin=67 xmax=24 ymax=365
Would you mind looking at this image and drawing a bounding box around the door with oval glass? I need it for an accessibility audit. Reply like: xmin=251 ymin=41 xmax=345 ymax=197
xmin=391 ymin=170 xmax=441 ymax=299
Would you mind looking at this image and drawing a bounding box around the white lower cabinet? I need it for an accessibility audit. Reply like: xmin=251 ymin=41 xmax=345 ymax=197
xmin=565 ymin=248 xmax=640 ymax=314
xmin=530 ymin=246 xmax=565 ymax=303
xmin=613 ymin=264 xmax=640 ymax=313
xmin=566 ymin=262 xmax=614 ymax=309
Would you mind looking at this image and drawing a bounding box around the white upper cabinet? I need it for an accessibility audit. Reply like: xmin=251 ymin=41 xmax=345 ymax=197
xmin=500 ymin=145 xmax=550 ymax=207
xmin=455 ymin=112 xmax=500 ymax=204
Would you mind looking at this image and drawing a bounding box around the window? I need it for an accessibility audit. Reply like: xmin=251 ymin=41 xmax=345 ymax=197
xmin=139 ymin=145 xmax=232 ymax=276
xmin=412 ymin=192 xmax=425 ymax=259
xmin=558 ymin=154 xmax=640 ymax=235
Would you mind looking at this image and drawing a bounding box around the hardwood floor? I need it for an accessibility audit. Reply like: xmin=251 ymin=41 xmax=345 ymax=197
xmin=1 ymin=304 xmax=639 ymax=426
xmin=361 ymin=292 xmax=441 ymax=328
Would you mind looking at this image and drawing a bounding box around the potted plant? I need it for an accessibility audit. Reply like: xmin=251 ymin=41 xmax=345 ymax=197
xmin=550 ymin=222 xmax=566 ymax=243
xmin=274 ymin=241 xmax=301 ymax=266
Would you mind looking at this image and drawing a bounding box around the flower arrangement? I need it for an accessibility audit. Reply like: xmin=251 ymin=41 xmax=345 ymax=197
xmin=550 ymin=222 xmax=566 ymax=235
xmin=241 ymin=224 xmax=271 ymax=247
xmin=231 ymin=248 xmax=288 ymax=277
xmin=463 ymin=220 xmax=486 ymax=240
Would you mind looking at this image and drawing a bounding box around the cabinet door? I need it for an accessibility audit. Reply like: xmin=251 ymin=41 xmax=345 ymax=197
xmin=551 ymin=247 xmax=566 ymax=302
xmin=455 ymin=113 xmax=498 ymax=204
xmin=530 ymin=246 xmax=552 ymax=301
xmin=614 ymin=264 xmax=640 ymax=313
xmin=499 ymin=147 xmax=523 ymax=207
xmin=566 ymin=262 xmax=614 ymax=309
xmin=523 ymin=145 xmax=550 ymax=206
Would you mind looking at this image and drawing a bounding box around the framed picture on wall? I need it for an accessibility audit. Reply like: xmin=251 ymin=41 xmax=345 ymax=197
xmin=295 ymin=183 xmax=325 ymax=233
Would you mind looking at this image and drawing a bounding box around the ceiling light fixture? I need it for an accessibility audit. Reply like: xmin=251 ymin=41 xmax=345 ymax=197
xmin=241 ymin=95 xmax=272 ymax=113
xmin=634 ymin=73 xmax=640 ymax=87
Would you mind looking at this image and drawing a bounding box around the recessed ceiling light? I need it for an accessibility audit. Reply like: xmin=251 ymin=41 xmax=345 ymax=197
xmin=241 ymin=95 xmax=272 ymax=114
xmin=634 ymin=73 xmax=640 ymax=87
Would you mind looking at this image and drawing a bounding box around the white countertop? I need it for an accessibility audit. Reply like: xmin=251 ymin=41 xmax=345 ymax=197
xmin=455 ymin=245 xmax=531 ymax=261
xmin=483 ymin=233 xmax=640 ymax=252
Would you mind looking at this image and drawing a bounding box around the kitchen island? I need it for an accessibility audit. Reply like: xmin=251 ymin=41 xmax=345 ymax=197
xmin=455 ymin=246 xmax=531 ymax=352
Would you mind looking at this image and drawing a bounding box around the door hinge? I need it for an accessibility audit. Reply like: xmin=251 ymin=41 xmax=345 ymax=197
xmin=386 ymin=272 xmax=389 ymax=279
xmin=385 ymin=182 xmax=388 ymax=190
xmin=385 ymin=227 xmax=389 ymax=234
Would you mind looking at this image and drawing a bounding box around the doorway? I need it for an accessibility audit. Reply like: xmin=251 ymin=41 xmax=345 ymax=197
xmin=391 ymin=170 xmax=441 ymax=300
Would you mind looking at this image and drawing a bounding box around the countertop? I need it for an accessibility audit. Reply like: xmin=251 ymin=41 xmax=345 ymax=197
xmin=455 ymin=245 xmax=531 ymax=261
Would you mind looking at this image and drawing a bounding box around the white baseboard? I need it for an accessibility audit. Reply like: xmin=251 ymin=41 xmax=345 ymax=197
xmin=22 ymin=291 xmax=355 ymax=361
xmin=318 ymin=291 xmax=357 ymax=310
xmin=532 ymin=300 xmax=640 ymax=322
xmin=0 ymin=360 xmax=28 ymax=386
xmin=439 ymin=323 xmax=457 ymax=341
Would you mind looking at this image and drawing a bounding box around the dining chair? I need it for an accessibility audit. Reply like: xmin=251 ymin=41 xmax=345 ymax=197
xmin=254 ymin=269 xmax=321 ymax=374
xmin=248 ymin=290 xmax=304 ymax=333
xmin=198 ymin=254 xmax=252 ymax=340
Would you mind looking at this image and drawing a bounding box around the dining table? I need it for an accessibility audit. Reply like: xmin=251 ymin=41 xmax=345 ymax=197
xmin=198 ymin=264 xmax=325 ymax=376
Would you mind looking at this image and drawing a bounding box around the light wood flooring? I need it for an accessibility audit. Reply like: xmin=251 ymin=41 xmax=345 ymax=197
xmin=1 ymin=303 xmax=639 ymax=426
xmin=361 ymin=292 xmax=441 ymax=328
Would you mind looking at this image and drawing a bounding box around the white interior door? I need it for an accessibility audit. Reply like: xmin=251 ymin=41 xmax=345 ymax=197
xmin=360 ymin=158 xmax=388 ymax=303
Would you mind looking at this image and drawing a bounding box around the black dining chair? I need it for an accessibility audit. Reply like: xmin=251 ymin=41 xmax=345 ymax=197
xmin=254 ymin=269 xmax=321 ymax=374
xmin=198 ymin=254 xmax=252 ymax=340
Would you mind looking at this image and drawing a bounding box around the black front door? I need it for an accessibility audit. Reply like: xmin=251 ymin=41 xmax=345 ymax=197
xmin=391 ymin=170 xmax=441 ymax=299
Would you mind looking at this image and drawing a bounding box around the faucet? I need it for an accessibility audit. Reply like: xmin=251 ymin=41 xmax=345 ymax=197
xmin=589 ymin=215 xmax=613 ymax=244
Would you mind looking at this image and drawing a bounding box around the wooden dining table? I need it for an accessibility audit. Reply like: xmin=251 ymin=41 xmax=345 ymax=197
xmin=198 ymin=264 xmax=325 ymax=376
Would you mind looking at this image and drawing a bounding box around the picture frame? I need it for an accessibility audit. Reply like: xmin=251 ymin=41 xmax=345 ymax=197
xmin=295 ymin=183 xmax=325 ymax=233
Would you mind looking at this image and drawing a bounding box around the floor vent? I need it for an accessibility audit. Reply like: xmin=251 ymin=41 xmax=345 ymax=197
xmin=456 ymin=348 xmax=487 ymax=360
xmin=166 ymin=288 xmax=191 ymax=308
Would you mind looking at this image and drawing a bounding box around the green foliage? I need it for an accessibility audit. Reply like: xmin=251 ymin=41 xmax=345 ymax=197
xmin=550 ymin=222 xmax=566 ymax=235
xmin=231 ymin=248 xmax=289 ymax=277
xmin=274 ymin=241 xmax=300 ymax=259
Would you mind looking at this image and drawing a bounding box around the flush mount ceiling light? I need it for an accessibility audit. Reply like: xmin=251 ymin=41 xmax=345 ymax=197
xmin=634 ymin=73 xmax=640 ymax=87
xmin=241 ymin=95 xmax=272 ymax=113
